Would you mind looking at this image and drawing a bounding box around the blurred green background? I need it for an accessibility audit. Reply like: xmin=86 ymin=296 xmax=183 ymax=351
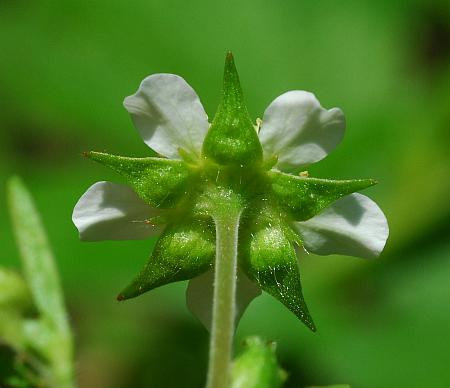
xmin=1 ymin=0 xmax=450 ymax=387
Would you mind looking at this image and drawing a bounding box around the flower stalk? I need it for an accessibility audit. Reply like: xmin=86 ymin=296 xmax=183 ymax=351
xmin=207 ymin=208 xmax=242 ymax=388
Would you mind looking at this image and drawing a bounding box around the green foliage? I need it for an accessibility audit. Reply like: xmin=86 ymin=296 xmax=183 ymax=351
xmin=0 ymin=269 xmax=35 ymax=380
xmin=0 ymin=344 xmax=40 ymax=388
xmin=7 ymin=177 xmax=69 ymax=332
xmin=6 ymin=177 xmax=75 ymax=388
xmin=231 ymin=337 xmax=286 ymax=388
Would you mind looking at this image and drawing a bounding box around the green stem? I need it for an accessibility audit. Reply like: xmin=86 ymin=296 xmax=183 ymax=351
xmin=206 ymin=210 xmax=241 ymax=388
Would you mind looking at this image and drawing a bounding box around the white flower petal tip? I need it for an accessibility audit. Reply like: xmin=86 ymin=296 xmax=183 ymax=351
xmin=123 ymin=74 xmax=209 ymax=160
xmin=186 ymin=269 xmax=261 ymax=331
xmin=295 ymin=193 xmax=389 ymax=259
xmin=72 ymin=181 xmax=163 ymax=241
xmin=259 ymin=90 xmax=345 ymax=171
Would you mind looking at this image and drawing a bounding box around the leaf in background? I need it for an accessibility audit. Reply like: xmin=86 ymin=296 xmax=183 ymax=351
xmin=0 ymin=268 xmax=34 ymax=351
xmin=0 ymin=343 xmax=40 ymax=388
xmin=0 ymin=268 xmax=33 ymax=315
xmin=7 ymin=176 xmax=75 ymax=388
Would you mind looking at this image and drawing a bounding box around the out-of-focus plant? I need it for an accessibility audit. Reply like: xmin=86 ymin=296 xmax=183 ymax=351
xmin=231 ymin=337 xmax=286 ymax=388
xmin=72 ymin=53 xmax=388 ymax=387
xmin=1 ymin=177 xmax=75 ymax=388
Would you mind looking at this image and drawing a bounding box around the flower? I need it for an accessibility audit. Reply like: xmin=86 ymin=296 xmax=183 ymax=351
xmin=73 ymin=54 xmax=388 ymax=331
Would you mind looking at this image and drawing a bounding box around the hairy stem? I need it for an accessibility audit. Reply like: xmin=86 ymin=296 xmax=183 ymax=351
xmin=206 ymin=210 xmax=241 ymax=388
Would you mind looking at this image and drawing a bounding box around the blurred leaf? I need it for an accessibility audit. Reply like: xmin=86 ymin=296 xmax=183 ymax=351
xmin=0 ymin=268 xmax=33 ymax=315
xmin=0 ymin=270 xmax=32 ymax=352
xmin=7 ymin=176 xmax=75 ymax=388
xmin=0 ymin=312 xmax=24 ymax=350
xmin=0 ymin=344 xmax=36 ymax=388
xmin=7 ymin=177 xmax=67 ymax=329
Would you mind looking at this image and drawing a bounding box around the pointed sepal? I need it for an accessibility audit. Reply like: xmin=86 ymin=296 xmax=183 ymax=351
xmin=118 ymin=219 xmax=215 ymax=300
xmin=269 ymin=170 xmax=377 ymax=221
xmin=239 ymin=209 xmax=316 ymax=331
xmin=202 ymin=52 xmax=263 ymax=166
xmin=85 ymin=152 xmax=191 ymax=208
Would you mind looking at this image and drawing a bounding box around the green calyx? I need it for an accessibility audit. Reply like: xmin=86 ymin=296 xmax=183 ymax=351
xmin=202 ymin=52 xmax=263 ymax=167
xmin=84 ymin=53 xmax=380 ymax=331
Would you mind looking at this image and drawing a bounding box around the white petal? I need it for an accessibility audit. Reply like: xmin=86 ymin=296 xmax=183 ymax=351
xmin=72 ymin=181 xmax=163 ymax=241
xmin=294 ymin=193 xmax=389 ymax=259
xmin=186 ymin=268 xmax=261 ymax=331
xmin=123 ymin=74 xmax=209 ymax=159
xmin=259 ymin=91 xmax=345 ymax=171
